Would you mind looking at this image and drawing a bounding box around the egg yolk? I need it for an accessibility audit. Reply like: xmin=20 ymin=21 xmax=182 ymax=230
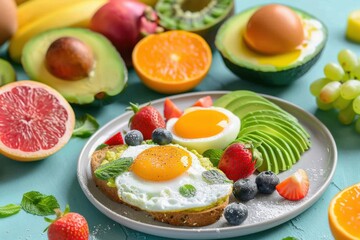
xmin=131 ymin=146 xmax=192 ymax=181
xmin=244 ymin=4 xmax=304 ymax=55
xmin=174 ymin=109 xmax=229 ymax=138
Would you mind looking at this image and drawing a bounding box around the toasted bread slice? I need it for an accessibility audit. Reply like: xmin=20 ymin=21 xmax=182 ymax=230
xmin=91 ymin=145 xmax=230 ymax=227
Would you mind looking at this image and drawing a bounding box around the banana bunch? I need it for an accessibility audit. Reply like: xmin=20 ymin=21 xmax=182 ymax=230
xmin=9 ymin=0 xmax=107 ymax=63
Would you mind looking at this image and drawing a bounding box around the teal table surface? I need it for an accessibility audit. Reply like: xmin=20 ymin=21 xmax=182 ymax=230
xmin=1 ymin=0 xmax=360 ymax=239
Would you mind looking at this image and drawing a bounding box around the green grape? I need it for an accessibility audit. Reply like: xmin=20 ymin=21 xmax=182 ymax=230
xmin=338 ymin=101 xmax=356 ymax=125
xmin=333 ymin=95 xmax=351 ymax=110
xmin=341 ymin=72 xmax=351 ymax=82
xmin=324 ymin=62 xmax=345 ymax=81
xmin=316 ymin=97 xmax=333 ymax=111
xmin=338 ymin=49 xmax=358 ymax=71
xmin=352 ymin=95 xmax=360 ymax=114
xmin=310 ymin=78 xmax=331 ymax=96
xmin=319 ymin=81 xmax=341 ymax=103
xmin=339 ymin=79 xmax=360 ymax=100
xmin=355 ymin=117 xmax=360 ymax=134
xmin=351 ymin=64 xmax=360 ymax=80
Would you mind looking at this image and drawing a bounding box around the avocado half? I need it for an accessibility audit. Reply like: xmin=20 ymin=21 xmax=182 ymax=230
xmin=215 ymin=5 xmax=328 ymax=86
xmin=155 ymin=0 xmax=234 ymax=49
xmin=21 ymin=28 xmax=128 ymax=105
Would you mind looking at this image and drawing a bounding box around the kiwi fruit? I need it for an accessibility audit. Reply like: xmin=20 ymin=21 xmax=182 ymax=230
xmin=155 ymin=0 xmax=234 ymax=49
xmin=0 ymin=58 xmax=16 ymax=86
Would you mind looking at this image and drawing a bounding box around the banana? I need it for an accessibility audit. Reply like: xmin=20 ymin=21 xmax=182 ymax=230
xmin=17 ymin=0 xmax=89 ymax=29
xmin=9 ymin=0 xmax=107 ymax=63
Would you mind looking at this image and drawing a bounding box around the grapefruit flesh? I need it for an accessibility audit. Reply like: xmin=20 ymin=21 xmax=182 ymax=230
xmin=0 ymin=81 xmax=75 ymax=161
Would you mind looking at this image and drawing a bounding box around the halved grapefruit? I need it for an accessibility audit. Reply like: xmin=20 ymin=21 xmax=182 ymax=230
xmin=0 ymin=81 xmax=75 ymax=161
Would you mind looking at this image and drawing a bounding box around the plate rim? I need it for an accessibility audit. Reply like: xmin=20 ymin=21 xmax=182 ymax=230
xmin=77 ymin=90 xmax=337 ymax=239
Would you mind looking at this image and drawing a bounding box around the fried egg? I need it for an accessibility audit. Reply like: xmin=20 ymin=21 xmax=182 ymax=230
xmin=166 ymin=106 xmax=240 ymax=154
xmin=115 ymin=144 xmax=232 ymax=212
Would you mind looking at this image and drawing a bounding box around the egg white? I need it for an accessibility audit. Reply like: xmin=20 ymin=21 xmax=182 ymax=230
xmin=166 ymin=106 xmax=241 ymax=154
xmin=115 ymin=144 xmax=232 ymax=212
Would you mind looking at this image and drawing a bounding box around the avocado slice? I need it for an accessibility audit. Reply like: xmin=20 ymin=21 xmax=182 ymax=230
xmin=245 ymin=132 xmax=292 ymax=171
xmin=243 ymin=109 xmax=308 ymax=137
xmin=239 ymin=135 xmax=277 ymax=173
xmin=242 ymin=114 xmax=310 ymax=144
xmin=215 ymin=5 xmax=327 ymax=85
xmin=231 ymin=101 xmax=288 ymax=119
xmin=240 ymin=134 xmax=283 ymax=173
xmin=213 ymin=90 xmax=258 ymax=107
xmin=21 ymin=28 xmax=128 ymax=105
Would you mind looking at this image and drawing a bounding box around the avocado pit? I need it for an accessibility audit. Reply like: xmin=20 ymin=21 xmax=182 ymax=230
xmin=45 ymin=37 xmax=94 ymax=81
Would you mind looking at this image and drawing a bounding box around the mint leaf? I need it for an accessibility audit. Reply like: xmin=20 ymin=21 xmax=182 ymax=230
xmin=179 ymin=184 xmax=196 ymax=198
xmin=202 ymin=170 xmax=232 ymax=184
xmin=95 ymin=157 xmax=133 ymax=180
xmin=202 ymin=149 xmax=223 ymax=167
xmin=72 ymin=113 xmax=99 ymax=138
xmin=21 ymin=191 xmax=59 ymax=216
xmin=95 ymin=143 xmax=108 ymax=151
xmin=0 ymin=204 xmax=21 ymax=218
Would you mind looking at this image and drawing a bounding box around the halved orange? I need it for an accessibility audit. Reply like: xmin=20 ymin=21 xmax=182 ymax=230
xmin=328 ymin=183 xmax=360 ymax=240
xmin=132 ymin=30 xmax=212 ymax=94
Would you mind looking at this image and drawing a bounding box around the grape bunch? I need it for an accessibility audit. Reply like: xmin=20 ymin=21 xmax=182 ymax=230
xmin=310 ymin=49 xmax=360 ymax=133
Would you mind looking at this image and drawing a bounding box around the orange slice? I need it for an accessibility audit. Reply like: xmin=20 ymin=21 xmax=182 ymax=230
xmin=0 ymin=81 xmax=75 ymax=161
xmin=132 ymin=30 xmax=212 ymax=94
xmin=328 ymin=183 xmax=360 ymax=239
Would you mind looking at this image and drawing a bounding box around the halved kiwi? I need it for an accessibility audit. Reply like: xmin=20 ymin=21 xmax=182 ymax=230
xmin=155 ymin=0 xmax=234 ymax=49
xmin=0 ymin=58 xmax=16 ymax=86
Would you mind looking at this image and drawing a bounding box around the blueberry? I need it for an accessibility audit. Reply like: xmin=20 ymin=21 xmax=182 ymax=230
xmin=224 ymin=202 xmax=248 ymax=225
xmin=233 ymin=178 xmax=257 ymax=202
xmin=125 ymin=130 xmax=143 ymax=146
xmin=152 ymin=128 xmax=173 ymax=145
xmin=255 ymin=171 xmax=280 ymax=194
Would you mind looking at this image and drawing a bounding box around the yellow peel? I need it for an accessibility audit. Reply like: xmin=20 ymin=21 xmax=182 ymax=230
xmin=346 ymin=10 xmax=360 ymax=43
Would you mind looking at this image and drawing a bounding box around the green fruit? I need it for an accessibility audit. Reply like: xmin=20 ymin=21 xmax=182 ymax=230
xmin=0 ymin=58 xmax=16 ymax=86
xmin=215 ymin=5 xmax=328 ymax=86
xmin=21 ymin=28 xmax=127 ymax=105
xmin=155 ymin=0 xmax=234 ymax=49
xmin=214 ymin=90 xmax=311 ymax=173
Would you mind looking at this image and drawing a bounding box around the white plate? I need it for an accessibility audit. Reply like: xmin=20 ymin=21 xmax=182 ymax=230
xmin=77 ymin=91 xmax=337 ymax=239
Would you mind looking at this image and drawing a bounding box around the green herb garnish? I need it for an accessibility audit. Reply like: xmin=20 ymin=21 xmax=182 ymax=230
xmin=21 ymin=191 xmax=60 ymax=216
xmin=94 ymin=157 xmax=133 ymax=180
xmin=179 ymin=184 xmax=196 ymax=198
xmin=202 ymin=149 xmax=224 ymax=167
xmin=282 ymin=237 xmax=299 ymax=240
xmin=0 ymin=204 xmax=21 ymax=218
xmin=95 ymin=143 xmax=108 ymax=151
xmin=72 ymin=113 xmax=99 ymax=138
xmin=202 ymin=170 xmax=232 ymax=184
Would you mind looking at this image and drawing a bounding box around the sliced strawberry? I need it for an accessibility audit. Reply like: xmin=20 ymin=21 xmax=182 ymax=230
xmin=192 ymin=96 xmax=213 ymax=108
xmin=276 ymin=169 xmax=309 ymax=201
xmin=104 ymin=132 xmax=124 ymax=145
xmin=164 ymin=98 xmax=182 ymax=121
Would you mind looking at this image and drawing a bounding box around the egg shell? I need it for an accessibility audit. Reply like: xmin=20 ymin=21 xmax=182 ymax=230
xmin=244 ymin=4 xmax=305 ymax=55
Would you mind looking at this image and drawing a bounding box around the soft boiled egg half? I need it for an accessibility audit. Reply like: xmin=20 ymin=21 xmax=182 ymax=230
xmin=166 ymin=106 xmax=240 ymax=154
xmin=115 ymin=144 xmax=233 ymax=212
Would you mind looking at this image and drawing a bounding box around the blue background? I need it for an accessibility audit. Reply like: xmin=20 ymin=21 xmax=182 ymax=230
xmin=1 ymin=0 xmax=360 ymax=239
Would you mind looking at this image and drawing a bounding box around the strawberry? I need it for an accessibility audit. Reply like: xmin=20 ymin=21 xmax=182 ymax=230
xmin=192 ymin=95 xmax=213 ymax=108
xmin=128 ymin=102 xmax=166 ymax=140
xmin=276 ymin=169 xmax=309 ymax=201
xmin=104 ymin=132 xmax=124 ymax=145
xmin=164 ymin=98 xmax=182 ymax=121
xmin=46 ymin=205 xmax=89 ymax=240
xmin=218 ymin=142 xmax=263 ymax=181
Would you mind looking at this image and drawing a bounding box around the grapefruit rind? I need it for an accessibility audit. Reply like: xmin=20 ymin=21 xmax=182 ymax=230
xmin=0 ymin=80 xmax=75 ymax=161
